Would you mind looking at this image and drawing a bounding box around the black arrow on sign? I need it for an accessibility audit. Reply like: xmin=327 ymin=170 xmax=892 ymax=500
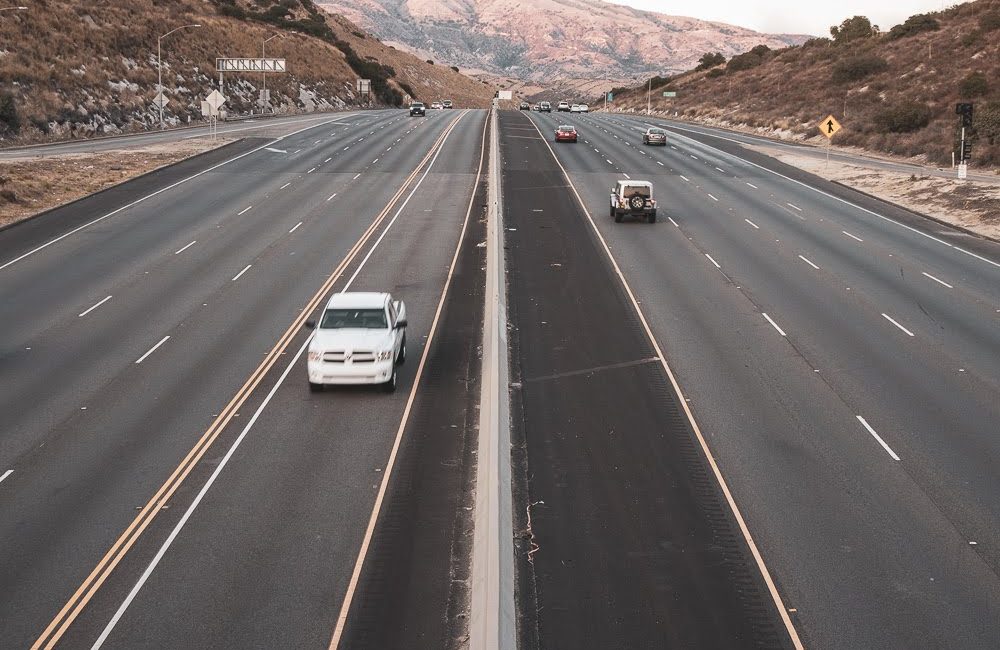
xmin=827 ymin=120 xmax=835 ymax=134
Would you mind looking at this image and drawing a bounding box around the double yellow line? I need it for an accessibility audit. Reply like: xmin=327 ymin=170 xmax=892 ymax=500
xmin=32 ymin=111 xmax=466 ymax=650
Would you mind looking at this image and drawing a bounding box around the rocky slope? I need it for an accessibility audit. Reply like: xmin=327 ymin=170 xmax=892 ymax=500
xmin=0 ymin=0 xmax=494 ymax=143
xmin=317 ymin=0 xmax=806 ymax=82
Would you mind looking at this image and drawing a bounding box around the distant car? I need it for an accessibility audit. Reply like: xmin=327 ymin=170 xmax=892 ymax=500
xmin=557 ymin=101 xmax=571 ymax=112
xmin=519 ymin=101 xmax=531 ymax=110
xmin=570 ymin=104 xmax=583 ymax=113
xmin=442 ymin=99 xmax=454 ymax=109
xmin=642 ymin=127 xmax=667 ymax=145
xmin=306 ymin=292 xmax=408 ymax=393
xmin=409 ymin=102 xmax=426 ymax=116
xmin=532 ymin=103 xmax=541 ymax=111
xmin=555 ymin=124 xmax=578 ymax=143
xmin=539 ymin=101 xmax=552 ymax=112
xmin=579 ymin=103 xmax=589 ymax=113
xmin=430 ymin=101 xmax=443 ymax=110
xmin=610 ymin=180 xmax=657 ymax=223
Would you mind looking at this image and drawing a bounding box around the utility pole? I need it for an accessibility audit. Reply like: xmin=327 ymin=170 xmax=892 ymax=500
xmin=157 ymin=23 xmax=201 ymax=130
xmin=262 ymin=32 xmax=282 ymax=115
xmin=646 ymin=77 xmax=651 ymax=116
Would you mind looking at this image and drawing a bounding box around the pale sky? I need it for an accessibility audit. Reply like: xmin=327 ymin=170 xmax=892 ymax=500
xmin=605 ymin=0 xmax=972 ymax=36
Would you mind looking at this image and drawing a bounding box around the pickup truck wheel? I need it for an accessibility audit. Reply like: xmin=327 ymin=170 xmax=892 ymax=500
xmin=614 ymin=211 xmax=623 ymax=223
xmin=648 ymin=211 xmax=657 ymax=224
xmin=383 ymin=369 xmax=397 ymax=393
xmin=396 ymin=333 xmax=407 ymax=365
xmin=628 ymin=194 xmax=646 ymax=210
xmin=309 ymin=381 xmax=323 ymax=393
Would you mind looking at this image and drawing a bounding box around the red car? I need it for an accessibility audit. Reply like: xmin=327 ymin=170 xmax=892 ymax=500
xmin=555 ymin=125 xmax=578 ymax=143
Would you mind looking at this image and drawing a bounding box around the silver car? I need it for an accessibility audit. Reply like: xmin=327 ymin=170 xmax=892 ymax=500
xmin=642 ymin=127 xmax=667 ymax=146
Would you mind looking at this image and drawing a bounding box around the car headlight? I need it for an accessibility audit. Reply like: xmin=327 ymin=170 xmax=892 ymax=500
xmin=308 ymin=350 xmax=322 ymax=361
xmin=376 ymin=349 xmax=393 ymax=361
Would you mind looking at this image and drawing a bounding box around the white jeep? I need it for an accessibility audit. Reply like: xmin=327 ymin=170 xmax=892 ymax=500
xmin=610 ymin=180 xmax=657 ymax=223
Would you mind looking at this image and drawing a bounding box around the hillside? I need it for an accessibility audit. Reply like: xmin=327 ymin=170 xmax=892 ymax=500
xmin=0 ymin=0 xmax=494 ymax=143
xmin=605 ymin=0 xmax=1000 ymax=168
xmin=317 ymin=0 xmax=806 ymax=83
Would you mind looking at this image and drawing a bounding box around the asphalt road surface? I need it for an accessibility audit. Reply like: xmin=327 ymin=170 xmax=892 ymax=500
xmin=4 ymin=104 xmax=1000 ymax=650
xmin=0 ymin=107 xmax=487 ymax=648
xmin=521 ymin=109 xmax=1000 ymax=649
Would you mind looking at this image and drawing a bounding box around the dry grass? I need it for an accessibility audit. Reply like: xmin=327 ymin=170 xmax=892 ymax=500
xmin=0 ymin=138 xmax=227 ymax=228
xmin=607 ymin=0 xmax=1000 ymax=170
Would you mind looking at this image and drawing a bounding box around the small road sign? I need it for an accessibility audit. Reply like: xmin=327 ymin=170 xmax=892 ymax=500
xmin=819 ymin=114 xmax=842 ymax=139
xmin=662 ymin=91 xmax=677 ymax=97
xmin=152 ymin=91 xmax=169 ymax=110
xmin=498 ymin=90 xmax=513 ymax=100
xmin=206 ymin=90 xmax=227 ymax=111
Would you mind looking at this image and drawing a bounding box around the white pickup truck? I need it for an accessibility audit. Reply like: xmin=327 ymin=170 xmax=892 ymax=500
xmin=306 ymin=292 xmax=407 ymax=393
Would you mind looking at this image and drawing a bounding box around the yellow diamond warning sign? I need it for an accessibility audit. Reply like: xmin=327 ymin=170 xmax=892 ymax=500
xmin=819 ymin=114 xmax=842 ymax=139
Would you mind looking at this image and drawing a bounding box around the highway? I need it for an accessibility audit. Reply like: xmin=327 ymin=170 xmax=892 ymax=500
xmin=0 ymin=107 xmax=488 ymax=648
xmin=2 ymin=103 xmax=1000 ymax=650
xmin=518 ymin=108 xmax=1000 ymax=649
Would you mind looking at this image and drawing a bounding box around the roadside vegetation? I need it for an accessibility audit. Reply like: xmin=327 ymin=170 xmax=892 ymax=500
xmin=605 ymin=0 xmax=1000 ymax=169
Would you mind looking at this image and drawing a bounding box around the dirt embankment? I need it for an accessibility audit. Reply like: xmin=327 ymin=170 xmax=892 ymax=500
xmin=0 ymin=138 xmax=228 ymax=229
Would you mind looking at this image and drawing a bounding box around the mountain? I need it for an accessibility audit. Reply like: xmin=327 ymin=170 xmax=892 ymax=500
xmin=0 ymin=0 xmax=494 ymax=143
xmin=606 ymin=1 xmax=1000 ymax=168
xmin=316 ymin=0 xmax=807 ymax=82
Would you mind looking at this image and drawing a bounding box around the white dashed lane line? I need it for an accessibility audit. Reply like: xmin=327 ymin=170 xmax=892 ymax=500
xmin=882 ymin=313 xmax=915 ymax=337
xmin=797 ymin=255 xmax=820 ymax=270
xmin=707 ymin=194 xmax=719 ymax=202
xmin=668 ymin=217 xmax=679 ymax=227
xmin=857 ymin=415 xmax=901 ymax=460
xmin=307 ymin=167 xmax=316 ymax=174
xmin=279 ymin=182 xmax=291 ymax=190
xmin=289 ymin=221 xmax=303 ymax=234
xmin=0 ymin=469 xmax=13 ymax=485
xmin=787 ymin=202 xmax=802 ymax=212
xmin=79 ymin=295 xmax=112 ymax=318
xmin=762 ymin=313 xmax=787 ymax=337
xmin=174 ymin=240 xmax=196 ymax=255
xmin=327 ymin=193 xmax=337 ymax=201
xmin=656 ymin=161 xmax=664 ymax=166
xmin=705 ymin=253 xmax=721 ymax=269
xmin=745 ymin=219 xmax=759 ymax=229
xmin=842 ymin=230 xmax=864 ymax=242
xmin=746 ymin=182 xmax=758 ymax=189
xmin=135 ymin=335 xmax=170 ymax=365
xmin=922 ymin=271 xmax=953 ymax=289
xmin=680 ymin=175 xmax=690 ymax=182
xmin=237 ymin=206 xmax=252 ymax=215
xmin=325 ymin=158 xmax=332 ymax=163
xmin=231 ymin=264 xmax=252 ymax=282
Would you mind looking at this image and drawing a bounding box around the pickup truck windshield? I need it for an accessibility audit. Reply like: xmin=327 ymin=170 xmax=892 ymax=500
xmin=320 ymin=308 xmax=387 ymax=329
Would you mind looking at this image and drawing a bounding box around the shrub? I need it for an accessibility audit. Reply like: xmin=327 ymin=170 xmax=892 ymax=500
xmin=706 ymin=68 xmax=724 ymax=79
xmin=727 ymin=45 xmax=770 ymax=72
xmin=959 ymin=71 xmax=989 ymax=98
xmin=979 ymin=9 xmax=1000 ymax=31
xmin=831 ymin=54 xmax=888 ymax=83
xmin=695 ymin=52 xmax=726 ymax=71
xmin=886 ymin=13 xmax=939 ymax=40
xmin=450 ymin=65 xmax=459 ymax=73
xmin=398 ymin=81 xmax=415 ymax=98
xmin=426 ymin=59 xmax=434 ymax=65
xmin=873 ymin=101 xmax=932 ymax=133
xmin=802 ymin=36 xmax=831 ymax=49
xmin=976 ymin=102 xmax=1000 ymax=145
xmin=830 ymin=16 xmax=879 ymax=44
xmin=0 ymin=92 xmax=20 ymax=135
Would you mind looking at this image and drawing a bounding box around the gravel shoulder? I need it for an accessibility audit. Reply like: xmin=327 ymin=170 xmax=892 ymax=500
xmin=0 ymin=137 xmax=231 ymax=229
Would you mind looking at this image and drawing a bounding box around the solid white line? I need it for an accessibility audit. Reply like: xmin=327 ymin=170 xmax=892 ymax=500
xmin=762 ymin=313 xmax=787 ymax=337
xmin=857 ymin=416 xmax=901 ymax=460
xmin=954 ymin=246 xmax=1000 ymax=269
xmin=668 ymin=217 xmax=679 ymax=227
xmin=79 ymin=295 xmax=112 ymax=318
xmin=135 ymin=336 xmax=170 ymax=364
xmin=705 ymin=253 xmax=721 ymax=268
xmin=798 ymin=254 xmax=819 ymax=270
xmin=842 ymin=230 xmax=864 ymax=242
xmin=786 ymin=202 xmax=802 ymax=211
xmin=680 ymin=175 xmax=690 ymax=182
xmin=707 ymin=193 xmax=719 ymax=201
xmin=746 ymin=182 xmax=758 ymax=189
xmin=522 ymin=115 xmax=804 ymax=649
xmin=280 ymin=182 xmax=291 ymax=189
xmin=237 ymin=205 xmax=252 ymax=215
xmin=352 ymin=173 xmax=361 ymax=180
xmin=231 ymin=264 xmax=252 ymax=282
xmin=327 ymin=193 xmax=337 ymax=201
xmin=288 ymin=221 xmax=302 ymax=233
xmin=0 ymin=117 xmax=351 ymax=273
xmin=745 ymin=218 xmax=759 ymax=229
xmin=882 ymin=313 xmax=915 ymax=337
xmin=307 ymin=167 xmax=316 ymax=174
xmin=0 ymin=469 xmax=12 ymax=484
xmin=921 ymin=271 xmax=953 ymax=289
xmin=174 ymin=240 xmax=196 ymax=255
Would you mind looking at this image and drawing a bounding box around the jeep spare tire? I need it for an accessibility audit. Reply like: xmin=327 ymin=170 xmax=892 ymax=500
xmin=628 ymin=194 xmax=645 ymax=210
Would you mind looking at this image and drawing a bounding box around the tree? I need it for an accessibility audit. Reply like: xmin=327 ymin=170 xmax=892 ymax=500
xmin=0 ymin=92 xmax=20 ymax=135
xmin=695 ymin=52 xmax=726 ymax=71
xmin=959 ymin=71 xmax=989 ymax=98
xmin=830 ymin=16 xmax=879 ymax=44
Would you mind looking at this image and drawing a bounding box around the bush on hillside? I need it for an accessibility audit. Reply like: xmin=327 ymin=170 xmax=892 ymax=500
xmin=695 ymin=52 xmax=726 ymax=71
xmin=979 ymin=9 xmax=1000 ymax=31
xmin=0 ymin=93 xmax=20 ymax=135
xmin=706 ymin=68 xmax=724 ymax=79
xmin=727 ymin=45 xmax=770 ymax=72
xmin=831 ymin=54 xmax=888 ymax=83
xmin=976 ymin=102 xmax=1000 ymax=145
xmin=830 ymin=16 xmax=879 ymax=44
xmin=886 ymin=13 xmax=939 ymax=40
xmin=450 ymin=65 xmax=459 ymax=73
xmin=959 ymin=71 xmax=989 ymax=98
xmin=873 ymin=101 xmax=932 ymax=133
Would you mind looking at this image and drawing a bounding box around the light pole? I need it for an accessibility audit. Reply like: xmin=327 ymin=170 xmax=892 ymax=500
xmin=646 ymin=77 xmax=651 ymax=116
xmin=262 ymin=32 xmax=283 ymax=114
xmin=157 ymin=23 xmax=201 ymax=130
